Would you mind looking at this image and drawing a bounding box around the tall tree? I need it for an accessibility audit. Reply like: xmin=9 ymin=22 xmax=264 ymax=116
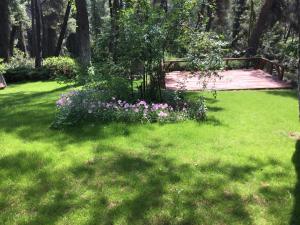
xmin=297 ymin=0 xmax=300 ymax=120
xmin=35 ymin=0 xmax=43 ymax=67
xmin=247 ymin=0 xmax=256 ymax=43
xmin=9 ymin=25 xmax=18 ymax=57
xmin=0 ymin=0 xmax=10 ymax=61
xmin=31 ymin=0 xmax=43 ymax=67
xmin=55 ymin=0 xmax=72 ymax=56
xmin=75 ymin=0 xmax=91 ymax=67
xmin=231 ymin=0 xmax=247 ymax=47
xmin=17 ymin=22 xmax=28 ymax=56
xmin=91 ymin=0 xmax=103 ymax=37
xmin=109 ymin=0 xmax=121 ymax=60
xmin=214 ymin=0 xmax=230 ymax=32
xmin=42 ymin=0 xmax=65 ymax=57
xmin=9 ymin=0 xmax=30 ymax=57
xmin=247 ymin=0 xmax=283 ymax=56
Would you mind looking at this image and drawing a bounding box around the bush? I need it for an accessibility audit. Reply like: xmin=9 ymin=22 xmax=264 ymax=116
xmin=3 ymin=50 xmax=49 ymax=83
xmin=43 ymin=56 xmax=80 ymax=83
xmin=3 ymin=56 xmax=79 ymax=84
xmin=4 ymin=67 xmax=50 ymax=83
xmin=0 ymin=59 xmax=6 ymax=75
xmin=5 ymin=49 xmax=35 ymax=70
xmin=51 ymin=88 xmax=207 ymax=128
xmin=184 ymin=32 xmax=227 ymax=71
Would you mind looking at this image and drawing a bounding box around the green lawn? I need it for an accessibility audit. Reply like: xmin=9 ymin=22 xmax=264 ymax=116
xmin=0 ymin=81 xmax=300 ymax=225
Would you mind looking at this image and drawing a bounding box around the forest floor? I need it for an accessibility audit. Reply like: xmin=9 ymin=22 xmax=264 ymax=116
xmin=0 ymin=81 xmax=299 ymax=225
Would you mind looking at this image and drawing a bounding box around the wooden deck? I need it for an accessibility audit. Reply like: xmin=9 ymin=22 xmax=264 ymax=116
xmin=165 ymin=69 xmax=292 ymax=91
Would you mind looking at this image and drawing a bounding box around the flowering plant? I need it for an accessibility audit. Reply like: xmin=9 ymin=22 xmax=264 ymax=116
xmin=52 ymin=89 xmax=207 ymax=128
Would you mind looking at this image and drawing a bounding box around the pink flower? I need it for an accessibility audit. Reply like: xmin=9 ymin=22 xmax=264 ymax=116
xmin=162 ymin=103 xmax=168 ymax=109
xmin=56 ymin=98 xmax=65 ymax=106
xmin=158 ymin=111 xmax=168 ymax=118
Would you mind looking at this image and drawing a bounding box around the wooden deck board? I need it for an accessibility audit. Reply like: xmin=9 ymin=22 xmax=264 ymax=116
xmin=165 ymin=69 xmax=292 ymax=91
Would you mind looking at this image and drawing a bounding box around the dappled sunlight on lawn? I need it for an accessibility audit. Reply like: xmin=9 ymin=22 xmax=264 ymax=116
xmin=0 ymin=82 xmax=300 ymax=224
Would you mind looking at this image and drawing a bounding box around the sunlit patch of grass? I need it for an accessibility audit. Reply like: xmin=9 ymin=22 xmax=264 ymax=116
xmin=0 ymin=81 xmax=299 ymax=224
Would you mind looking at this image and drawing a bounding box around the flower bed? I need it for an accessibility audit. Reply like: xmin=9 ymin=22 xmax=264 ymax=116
xmin=52 ymin=89 xmax=207 ymax=128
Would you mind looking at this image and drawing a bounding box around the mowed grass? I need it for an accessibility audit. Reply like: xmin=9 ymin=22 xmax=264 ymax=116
xmin=0 ymin=81 xmax=300 ymax=225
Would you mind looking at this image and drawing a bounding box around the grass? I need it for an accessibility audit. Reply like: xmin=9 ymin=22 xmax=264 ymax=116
xmin=0 ymin=81 xmax=300 ymax=225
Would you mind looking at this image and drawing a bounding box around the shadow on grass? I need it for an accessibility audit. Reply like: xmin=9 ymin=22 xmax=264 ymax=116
xmin=1 ymin=141 xmax=296 ymax=224
xmin=0 ymin=84 xmax=225 ymax=150
xmin=291 ymin=140 xmax=300 ymax=225
xmin=0 ymin=85 xmax=154 ymax=149
xmin=265 ymin=90 xmax=297 ymax=100
xmin=70 ymin=151 xmax=254 ymax=225
xmin=0 ymin=151 xmax=74 ymax=225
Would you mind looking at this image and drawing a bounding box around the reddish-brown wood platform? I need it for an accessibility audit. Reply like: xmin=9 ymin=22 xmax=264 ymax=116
xmin=165 ymin=69 xmax=292 ymax=91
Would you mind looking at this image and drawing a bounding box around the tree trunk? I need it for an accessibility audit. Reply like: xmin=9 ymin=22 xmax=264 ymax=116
xmin=153 ymin=0 xmax=168 ymax=11
xmin=31 ymin=0 xmax=37 ymax=58
xmin=247 ymin=0 xmax=275 ymax=56
xmin=205 ymin=5 xmax=213 ymax=32
xmin=109 ymin=0 xmax=120 ymax=60
xmin=75 ymin=0 xmax=91 ymax=67
xmin=32 ymin=0 xmax=43 ymax=67
xmin=0 ymin=0 xmax=10 ymax=61
xmin=231 ymin=0 xmax=247 ymax=47
xmin=247 ymin=0 xmax=256 ymax=44
xmin=35 ymin=0 xmax=43 ymax=67
xmin=214 ymin=0 xmax=230 ymax=31
xmin=160 ymin=0 xmax=168 ymax=12
xmin=42 ymin=23 xmax=57 ymax=57
xmin=17 ymin=22 xmax=28 ymax=56
xmin=55 ymin=0 xmax=72 ymax=56
xmin=9 ymin=25 xmax=18 ymax=57
xmin=91 ymin=0 xmax=102 ymax=37
xmin=297 ymin=0 xmax=300 ymax=120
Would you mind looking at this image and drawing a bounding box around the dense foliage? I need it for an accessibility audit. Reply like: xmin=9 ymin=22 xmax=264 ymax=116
xmin=2 ymin=53 xmax=80 ymax=83
xmin=52 ymin=88 xmax=207 ymax=128
xmin=43 ymin=56 xmax=80 ymax=82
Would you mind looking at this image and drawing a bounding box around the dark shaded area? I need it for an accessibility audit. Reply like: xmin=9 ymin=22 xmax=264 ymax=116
xmin=0 ymin=135 xmax=295 ymax=224
xmin=0 ymin=152 xmax=74 ymax=225
xmin=266 ymin=89 xmax=297 ymax=99
xmin=291 ymin=140 xmax=300 ymax=225
xmin=0 ymin=85 xmax=150 ymax=150
xmin=0 ymin=84 xmax=225 ymax=150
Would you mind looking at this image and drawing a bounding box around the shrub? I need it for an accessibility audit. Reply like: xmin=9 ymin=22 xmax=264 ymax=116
xmin=5 ymin=49 xmax=35 ymax=70
xmin=43 ymin=56 xmax=80 ymax=83
xmin=0 ymin=59 xmax=6 ymax=75
xmin=51 ymin=88 xmax=207 ymax=128
xmin=184 ymin=32 xmax=227 ymax=71
xmin=3 ymin=54 xmax=79 ymax=84
xmin=3 ymin=50 xmax=49 ymax=83
xmin=83 ymin=63 xmax=133 ymax=100
xmin=4 ymin=67 xmax=50 ymax=83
